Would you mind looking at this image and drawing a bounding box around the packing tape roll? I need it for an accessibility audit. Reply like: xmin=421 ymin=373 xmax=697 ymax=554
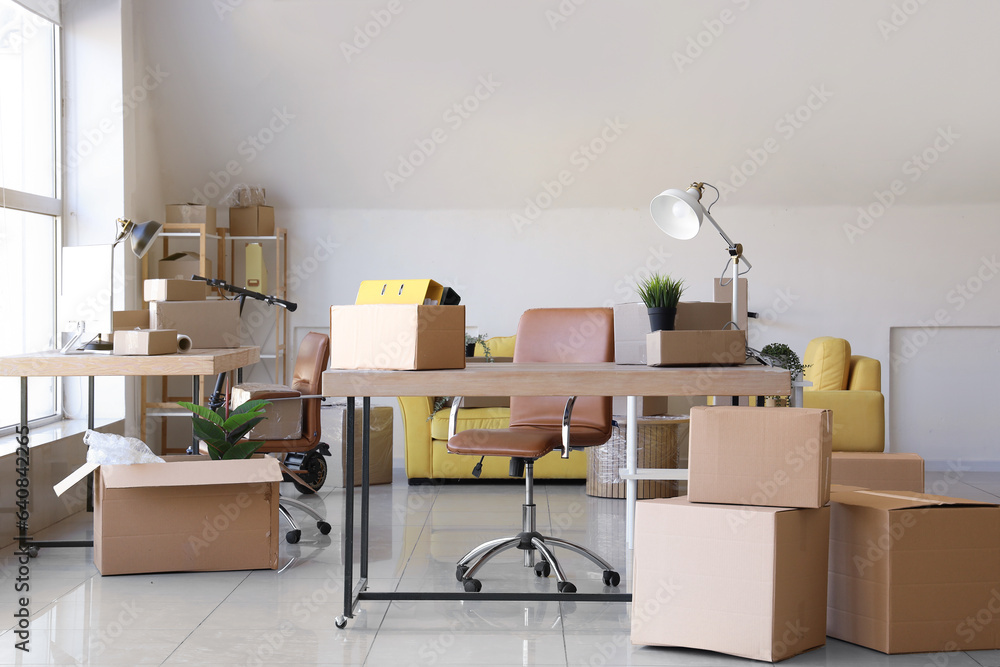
xmin=176 ymin=334 xmax=192 ymax=353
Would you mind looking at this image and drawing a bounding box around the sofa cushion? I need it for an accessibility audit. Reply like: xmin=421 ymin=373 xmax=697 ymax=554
xmin=430 ymin=406 xmax=510 ymax=441
xmin=475 ymin=335 xmax=516 ymax=358
xmin=803 ymin=337 xmax=851 ymax=391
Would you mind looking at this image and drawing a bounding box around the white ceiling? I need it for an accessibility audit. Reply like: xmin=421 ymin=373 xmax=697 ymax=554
xmin=133 ymin=0 xmax=1000 ymax=209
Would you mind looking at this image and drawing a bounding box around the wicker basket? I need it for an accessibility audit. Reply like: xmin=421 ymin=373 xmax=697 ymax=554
xmin=586 ymin=415 xmax=689 ymax=499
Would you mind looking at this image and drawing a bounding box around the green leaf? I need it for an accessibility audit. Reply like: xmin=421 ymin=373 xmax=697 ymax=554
xmin=178 ymin=402 xmax=224 ymax=427
xmin=223 ymin=440 xmax=265 ymax=460
xmin=223 ymin=410 xmax=267 ymax=433
xmin=231 ymin=399 xmax=271 ymax=417
xmin=190 ymin=415 xmax=227 ymax=445
xmin=226 ymin=416 xmax=265 ymax=444
xmin=203 ymin=439 xmax=227 ymax=460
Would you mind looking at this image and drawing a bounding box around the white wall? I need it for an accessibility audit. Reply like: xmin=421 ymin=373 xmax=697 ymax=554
xmin=122 ymin=0 xmax=1000 ymax=467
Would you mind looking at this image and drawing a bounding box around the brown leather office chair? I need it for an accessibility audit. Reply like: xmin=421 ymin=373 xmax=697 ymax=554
xmin=447 ymin=308 xmax=620 ymax=593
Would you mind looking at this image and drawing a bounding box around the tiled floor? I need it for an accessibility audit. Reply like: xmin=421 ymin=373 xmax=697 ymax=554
xmin=0 ymin=470 xmax=998 ymax=665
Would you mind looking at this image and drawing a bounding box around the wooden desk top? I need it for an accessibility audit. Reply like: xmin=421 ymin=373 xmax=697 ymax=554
xmin=322 ymin=362 xmax=790 ymax=398
xmin=0 ymin=347 xmax=260 ymax=377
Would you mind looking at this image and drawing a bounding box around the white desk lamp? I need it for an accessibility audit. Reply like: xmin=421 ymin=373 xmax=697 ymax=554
xmin=649 ymin=182 xmax=750 ymax=330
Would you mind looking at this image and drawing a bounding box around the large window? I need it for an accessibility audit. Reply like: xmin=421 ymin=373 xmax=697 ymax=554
xmin=0 ymin=0 xmax=60 ymax=432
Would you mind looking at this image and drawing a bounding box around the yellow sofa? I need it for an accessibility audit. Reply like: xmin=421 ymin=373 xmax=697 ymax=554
xmin=801 ymin=336 xmax=884 ymax=452
xmin=398 ymin=335 xmax=588 ymax=482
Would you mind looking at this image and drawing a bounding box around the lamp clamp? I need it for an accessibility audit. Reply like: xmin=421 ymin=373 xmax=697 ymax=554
xmin=729 ymin=243 xmax=743 ymax=259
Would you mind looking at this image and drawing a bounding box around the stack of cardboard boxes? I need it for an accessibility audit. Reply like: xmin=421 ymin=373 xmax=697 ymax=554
xmin=631 ymin=406 xmax=1000 ymax=661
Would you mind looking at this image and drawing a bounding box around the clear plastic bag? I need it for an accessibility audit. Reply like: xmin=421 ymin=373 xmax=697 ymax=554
xmin=224 ymin=184 xmax=266 ymax=208
xmin=83 ymin=429 xmax=164 ymax=466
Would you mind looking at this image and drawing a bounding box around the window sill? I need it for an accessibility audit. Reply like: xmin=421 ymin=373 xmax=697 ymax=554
xmin=0 ymin=418 xmax=123 ymax=457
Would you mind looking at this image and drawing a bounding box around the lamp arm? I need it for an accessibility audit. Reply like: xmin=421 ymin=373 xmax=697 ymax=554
xmin=703 ymin=210 xmax=751 ymax=270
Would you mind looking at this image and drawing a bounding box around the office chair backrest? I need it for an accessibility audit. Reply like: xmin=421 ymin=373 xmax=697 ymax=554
xmin=509 ymin=308 xmax=614 ymax=445
xmin=293 ymin=332 xmax=330 ymax=438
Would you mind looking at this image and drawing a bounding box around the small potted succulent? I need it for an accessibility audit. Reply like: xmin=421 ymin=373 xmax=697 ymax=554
xmin=636 ymin=273 xmax=685 ymax=331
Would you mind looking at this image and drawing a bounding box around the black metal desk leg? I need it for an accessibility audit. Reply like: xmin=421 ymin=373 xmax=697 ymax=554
xmin=336 ymin=397 xmax=356 ymax=629
xmin=87 ymin=377 xmax=95 ymax=512
xmin=361 ymin=397 xmax=370 ymax=581
xmin=188 ymin=375 xmax=201 ymax=455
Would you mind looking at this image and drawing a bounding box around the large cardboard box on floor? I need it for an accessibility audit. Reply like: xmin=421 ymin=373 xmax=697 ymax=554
xmin=827 ymin=487 xmax=1000 ymax=653
xmin=632 ymin=496 xmax=829 ymax=662
xmin=94 ymin=457 xmax=282 ymax=575
xmin=613 ymin=301 xmax=732 ymax=365
xmin=831 ymin=452 xmax=924 ymax=493
xmin=149 ymin=300 xmax=242 ymax=348
xmin=688 ymin=406 xmax=832 ymax=509
xmin=322 ymin=403 xmax=393 ymax=486
xmin=329 ymin=304 xmax=465 ymax=370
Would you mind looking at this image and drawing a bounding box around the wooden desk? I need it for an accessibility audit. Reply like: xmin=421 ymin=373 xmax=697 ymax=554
xmin=2 ymin=347 xmax=260 ymax=553
xmin=322 ymin=362 xmax=790 ymax=625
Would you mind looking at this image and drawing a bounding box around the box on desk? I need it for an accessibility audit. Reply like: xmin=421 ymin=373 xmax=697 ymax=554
xmin=94 ymin=456 xmax=281 ymax=575
xmin=149 ymin=300 xmax=241 ymax=348
xmin=166 ymin=204 xmax=216 ymax=233
xmin=831 ymin=452 xmax=924 ymax=493
xmin=143 ymin=279 xmax=206 ymax=302
xmin=632 ymin=496 xmax=829 ymax=662
xmin=688 ymin=406 xmax=832 ymax=509
xmin=229 ymin=206 xmax=275 ymax=237
xmin=329 ymin=304 xmax=465 ymax=370
xmin=322 ymin=403 xmax=393 ymax=486
xmin=614 ymin=301 xmax=732 ymax=365
xmin=827 ymin=486 xmax=1000 ymax=653
xmin=646 ymin=329 xmax=746 ymax=366
xmin=112 ymin=310 xmax=149 ymax=330
xmin=112 ymin=329 xmax=178 ymax=356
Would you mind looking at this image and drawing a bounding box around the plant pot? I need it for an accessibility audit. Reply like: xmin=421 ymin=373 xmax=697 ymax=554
xmin=647 ymin=307 xmax=677 ymax=332
xmin=465 ymin=343 xmax=477 ymax=357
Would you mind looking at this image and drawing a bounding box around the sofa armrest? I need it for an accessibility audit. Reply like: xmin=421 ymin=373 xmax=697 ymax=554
xmin=802 ymin=389 xmax=884 ymax=452
xmin=397 ymin=396 xmax=436 ymax=479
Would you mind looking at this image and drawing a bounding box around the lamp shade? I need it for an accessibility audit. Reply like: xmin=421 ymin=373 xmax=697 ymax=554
xmin=649 ymin=187 xmax=705 ymax=240
xmin=128 ymin=220 xmax=162 ymax=258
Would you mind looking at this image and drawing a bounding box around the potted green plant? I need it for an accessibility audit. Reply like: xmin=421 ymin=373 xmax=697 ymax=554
xmin=178 ymin=399 xmax=272 ymax=459
xmin=465 ymin=332 xmax=492 ymax=361
xmin=636 ymin=274 xmax=685 ymax=331
xmin=760 ymin=343 xmax=808 ymax=407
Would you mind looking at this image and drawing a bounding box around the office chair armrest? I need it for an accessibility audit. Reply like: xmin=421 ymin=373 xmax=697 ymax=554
xmin=447 ymin=396 xmax=465 ymax=440
xmin=560 ymin=396 xmax=577 ymax=459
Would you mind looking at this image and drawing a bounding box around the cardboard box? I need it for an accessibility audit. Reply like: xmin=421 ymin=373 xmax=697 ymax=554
xmin=688 ymin=406 xmax=832 ymax=509
xmin=356 ymin=279 xmax=444 ymax=305
xmin=632 ymin=496 xmax=829 ymax=662
xmin=229 ymin=206 xmax=275 ymax=237
xmin=158 ymin=251 xmax=213 ymax=285
xmin=166 ymin=204 xmax=217 ymax=233
xmin=94 ymin=457 xmax=282 ymax=575
xmin=614 ymin=301 xmax=733 ymax=365
xmin=831 ymin=452 xmax=924 ymax=493
xmin=149 ymin=300 xmax=241 ymax=348
xmin=827 ymin=487 xmax=1000 ymax=653
xmin=322 ymin=403 xmax=393 ymax=486
xmin=112 ymin=310 xmax=149 ymax=331
xmin=646 ymin=329 xmax=746 ymax=366
xmin=143 ymin=279 xmax=207 ymax=302
xmin=329 ymin=304 xmax=465 ymax=370
xmin=231 ymin=383 xmax=302 ymax=440
xmin=245 ymin=242 xmax=268 ymax=293
xmin=112 ymin=329 xmax=178 ymax=356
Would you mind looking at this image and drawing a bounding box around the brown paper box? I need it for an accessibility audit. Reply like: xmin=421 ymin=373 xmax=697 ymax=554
xmin=149 ymin=300 xmax=241 ymax=348
xmin=166 ymin=204 xmax=217 ymax=233
xmin=688 ymin=406 xmax=832 ymax=508
xmin=646 ymin=329 xmax=746 ymax=366
xmin=229 ymin=206 xmax=275 ymax=237
xmin=112 ymin=329 xmax=178 ymax=356
xmin=632 ymin=496 xmax=829 ymax=662
xmin=329 ymin=304 xmax=465 ymax=370
xmin=157 ymin=252 xmax=214 ymax=295
xmin=94 ymin=457 xmax=282 ymax=575
xmin=323 ymin=404 xmax=394 ymax=486
xmin=112 ymin=310 xmax=150 ymax=331
xmin=614 ymin=302 xmax=733 ymax=365
xmin=143 ymin=279 xmax=207 ymax=302
xmin=831 ymin=452 xmax=924 ymax=493
xmin=827 ymin=487 xmax=1000 ymax=653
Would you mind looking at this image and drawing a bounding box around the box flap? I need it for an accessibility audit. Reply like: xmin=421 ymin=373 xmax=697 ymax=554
xmin=161 ymin=251 xmax=199 ymax=262
xmin=830 ymin=487 xmax=999 ymax=510
xmin=101 ymin=457 xmax=282 ymax=489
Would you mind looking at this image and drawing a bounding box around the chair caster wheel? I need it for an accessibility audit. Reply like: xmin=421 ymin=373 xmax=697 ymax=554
xmin=557 ymin=581 xmax=577 ymax=593
xmin=335 ymin=616 xmax=347 ymax=629
xmin=455 ymin=564 xmax=468 ymax=582
xmin=463 ymin=578 xmax=482 ymax=593
xmin=602 ymin=570 xmax=621 ymax=587
xmin=286 ymin=529 xmax=301 ymax=544
xmin=318 ymin=522 xmax=332 ymax=535
xmin=534 ymin=561 xmax=551 ymax=578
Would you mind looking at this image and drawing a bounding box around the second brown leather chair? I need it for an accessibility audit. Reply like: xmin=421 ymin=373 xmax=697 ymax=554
xmin=447 ymin=308 xmax=621 ymax=593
